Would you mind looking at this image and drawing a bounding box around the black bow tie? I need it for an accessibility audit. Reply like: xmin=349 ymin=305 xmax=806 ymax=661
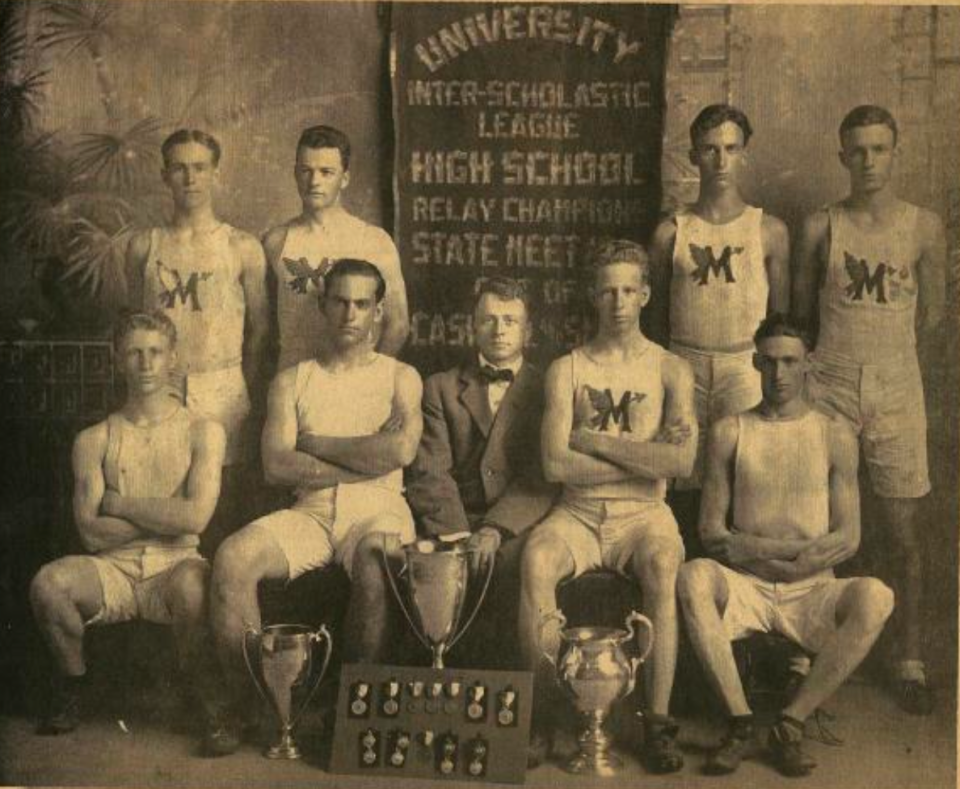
xmin=479 ymin=365 xmax=514 ymax=384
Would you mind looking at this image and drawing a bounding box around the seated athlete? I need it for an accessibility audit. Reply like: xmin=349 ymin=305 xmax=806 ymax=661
xmin=210 ymin=258 xmax=422 ymax=753
xmin=346 ymin=277 xmax=557 ymax=664
xmin=519 ymin=240 xmax=697 ymax=772
xmin=29 ymin=311 xmax=226 ymax=750
xmin=678 ymin=313 xmax=894 ymax=777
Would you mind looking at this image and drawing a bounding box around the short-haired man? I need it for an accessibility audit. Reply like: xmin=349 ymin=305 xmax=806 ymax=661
xmin=650 ymin=104 xmax=790 ymax=548
xmin=678 ymin=314 xmax=894 ymax=777
xmin=125 ymin=129 xmax=270 ymax=555
xmin=210 ymin=259 xmax=423 ymax=751
xmin=345 ymin=277 xmax=557 ymax=664
xmin=263 ymin=125 xmax=409 ymax=370
xmin=793 ymin=105 xmax=946 ymax=714
xmin=29 ymin=312 xmax=226 ymax=747
xmin=519 ymin=240 xmax=697 ymax=772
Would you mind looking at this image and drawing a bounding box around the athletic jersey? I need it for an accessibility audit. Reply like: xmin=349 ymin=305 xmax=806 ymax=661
xmin=142 ymin=224 xmax=245 ymax=373
xmin=102 ymin=405 xmax=198 ymax=549
xmin=566 ymin=342 xmax=667 ymax=502
xmin=733 ymin=409 xmax=830 ymax=542
xmin=292 ymin=354 xmax=402 ymax=509
xmin=671 ymin=206 xmax=768 ymax=351
xmin=817 ymin=203 xmax=922 ymax=365
xmin=274 ymin=212 xmax=400 ymax=370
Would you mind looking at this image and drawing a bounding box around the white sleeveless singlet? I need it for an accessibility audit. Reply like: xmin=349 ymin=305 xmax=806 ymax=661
xmin=142 ymin=225 xmax=245 ymax=373
xmin=566 ymin=343 xmax=667 ymax=501
xmin=274 ymin=214 xmax=400 ymax=371
xmin=292 ymin=354 xmax=402 ymax=509
xmin=817 ymin=204 xmax=921 ymax=365
xmin=671 ymin=206 xmax=768 ymax=350
xmin=733 ymin=409 xmax=830 ymax=542
xmin=102 ymin=405 xmax=198 ymax=549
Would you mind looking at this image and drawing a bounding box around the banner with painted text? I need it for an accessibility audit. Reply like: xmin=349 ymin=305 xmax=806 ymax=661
xmin=393 ymin=3 xmax=674 ymax=372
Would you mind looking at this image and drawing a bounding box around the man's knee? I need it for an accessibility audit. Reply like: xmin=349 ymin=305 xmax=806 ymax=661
xmin=677 ymin=558 xmax=721 ymax=613
xmin=521 ymin=531 xmax=573 ymax=588
xmin=635 ymin=538 xmax=684 ymax=592
xmin=840 ymin=578 xmax=895 ymax=631
xmin=213 ymin=528 xmax=275 ymax=596
xmin=30 ymin=562 xmax=74 ymax=616
xmin=167 ymin=560 xmax=210 ymax=621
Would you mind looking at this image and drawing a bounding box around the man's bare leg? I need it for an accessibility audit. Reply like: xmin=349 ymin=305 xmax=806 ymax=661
xmin=785 ymin=578 xmax=894 ymax=721
xmin=343 ymin=532 xmax=402 ymax=663
xmin=631 ymin=535 xmax=685 ymax=773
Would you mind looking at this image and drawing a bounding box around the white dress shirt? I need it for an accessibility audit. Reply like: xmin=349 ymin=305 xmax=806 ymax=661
xmin=478 ymin=354 xmax=523 ymax=418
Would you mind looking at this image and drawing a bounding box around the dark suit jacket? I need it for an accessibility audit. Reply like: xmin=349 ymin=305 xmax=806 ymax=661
xmin=405 ymin=358 xmax=558 ymax=538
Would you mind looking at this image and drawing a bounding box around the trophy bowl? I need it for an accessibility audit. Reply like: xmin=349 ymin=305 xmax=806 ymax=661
xmin=382 ymin=537 xmax=494 ymax=669
xmin=242 ymin=623 xmax=333 ymax=759
xmin=540 ymin=609 xmax=653 ymax=776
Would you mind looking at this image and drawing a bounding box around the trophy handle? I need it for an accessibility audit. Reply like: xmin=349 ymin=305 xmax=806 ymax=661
xmin=287 ymin=624 xmax=333 ymax=731
xmin=537 ymin=609 xmax=567 ymax=669
xmin=379 ymin=534 xmax=432 ymax=653
xmin=624 ymin=610 xmax=655 ymax=666
xmin=446 ymin=548 xmax=495 ymax=651
xmin=241 ymin=625 xmax=274 ymax=710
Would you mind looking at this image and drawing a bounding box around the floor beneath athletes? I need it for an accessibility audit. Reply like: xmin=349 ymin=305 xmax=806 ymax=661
xmin=1 ymin=672 xmax=954 ymax=789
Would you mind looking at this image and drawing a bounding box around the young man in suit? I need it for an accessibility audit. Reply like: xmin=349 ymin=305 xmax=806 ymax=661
xmin=346 ymin=276 xmax=557 ymax=665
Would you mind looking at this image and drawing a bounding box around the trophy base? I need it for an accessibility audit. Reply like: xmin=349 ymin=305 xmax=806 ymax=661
xmin=565 ymin=750 xmax=623 ymax=776
xmin=265 ymin=739 xmax=302 ymax=760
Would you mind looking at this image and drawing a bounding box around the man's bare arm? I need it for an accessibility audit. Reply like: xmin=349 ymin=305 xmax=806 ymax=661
xmin=763 ymin=214 xmax=791 ymax=315
xmin=792 ymin=210 xmax=829 ymax=337
xmin=296 ymin=364 xmax=423 ymax=475
xmin=101 ymin=420 xmax=226 ymax=536
xmin=72 ymin=424 xmax=143 ymax=552
xmin=238 ymin=232 xmax=271 ymax=408
xmin=123 ymin=229 xmax=151 ymax=309
xmin=261 ymin=368 xmax=367 ymax=489
xmin=916 ymin=208 xmax=947 ymax=334
xmin=540 ymin=356 xmax=635 ymax=485
xmin=375 ymin=237 xmax=411 ymax=357
xmin=646 ymin=218 xmax=676 ymax=346
xmin=571 ymin=353 xmax=698 ymax=480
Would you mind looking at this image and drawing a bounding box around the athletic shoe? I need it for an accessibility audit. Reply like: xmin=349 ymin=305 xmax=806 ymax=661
xmin=37 ymin=679 xmax=82 ymax=735
xmin=200 ymin=710 xmax=243 ymax=757
xmin=895 ymin=678 xmax=935 ymax=716
xmin=641 ymin=715 xmax=684 ymax=774
xmin=704 ymin=726 xmax=756 ymax=775
xmin=526 ymin=727 xmax=553 ymax=769
xmin=768 ymin=720 xmax=816 ymax=777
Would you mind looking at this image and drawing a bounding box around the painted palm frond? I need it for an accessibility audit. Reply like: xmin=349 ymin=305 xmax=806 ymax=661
xmin=61 ymin=216 xmax=134 ymax=305
xmin=68 ymin=117 xmax=163 ymax=192
xmin=0 ymin=69 xmax=50 ymax=137
xmin=0 ymin=3 xmax=30 ymax=71
xmin=36 ymin=0 xmax=116 ymax=59
xmin=0 ymin=188 xmax=79 ymax=258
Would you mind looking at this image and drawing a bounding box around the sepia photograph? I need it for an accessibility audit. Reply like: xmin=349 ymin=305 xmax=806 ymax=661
xmin=0 ymin=2 xmax=957 ymax=788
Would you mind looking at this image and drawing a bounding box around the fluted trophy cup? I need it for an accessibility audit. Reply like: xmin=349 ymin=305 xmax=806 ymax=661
xmin=382 ymin=537 xmax=494 ymax=668
xmin=242 ymin=623 xmax=333 ymax=759
xmin=539 ymin=609 xmax=654 ymax=776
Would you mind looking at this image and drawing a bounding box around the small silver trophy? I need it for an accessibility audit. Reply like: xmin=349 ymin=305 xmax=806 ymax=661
xmin=382 ymin=537 xmax=494 ymax=669
xmin=242 ymin=623 xmax=333 ymax=759
xmin=539 ymin=609 xmax=654 ymax=776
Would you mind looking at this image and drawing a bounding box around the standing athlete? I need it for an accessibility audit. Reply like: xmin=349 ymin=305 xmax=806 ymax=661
xmin=125 ymin=129 xmax=270 ymax=554
xmin=263 ymin=125 xmax=409 ymax=370
xmin=650 ymin=105 xmax=789 ymax=550
xmin=793 ymin=105 xmax=945 ymax=714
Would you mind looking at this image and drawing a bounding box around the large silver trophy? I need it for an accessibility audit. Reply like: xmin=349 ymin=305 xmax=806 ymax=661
xmin=242 ymin=623 xmax=333 ymax=759
xmin=382 ymin=537 xmax=494 ymax=669
xmin=539 ymin=609 xmax=654 ymax=776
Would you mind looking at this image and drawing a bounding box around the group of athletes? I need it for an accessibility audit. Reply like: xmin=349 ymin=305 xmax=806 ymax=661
xmin=27 ymin=102 xmax=945 ymax=779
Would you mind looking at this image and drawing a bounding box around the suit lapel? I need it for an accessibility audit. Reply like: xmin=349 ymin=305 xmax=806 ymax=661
xmin=459 ymin=363 xmax=493 ymax=437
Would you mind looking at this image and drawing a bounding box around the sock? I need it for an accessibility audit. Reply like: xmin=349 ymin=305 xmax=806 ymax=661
xmin=897 ymin=660 xmax=927 ymax=684
xmin=729 ymin=713 xmax=755 ymax=738
xmin=56 ymin=673 xmax=87 ymax=693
